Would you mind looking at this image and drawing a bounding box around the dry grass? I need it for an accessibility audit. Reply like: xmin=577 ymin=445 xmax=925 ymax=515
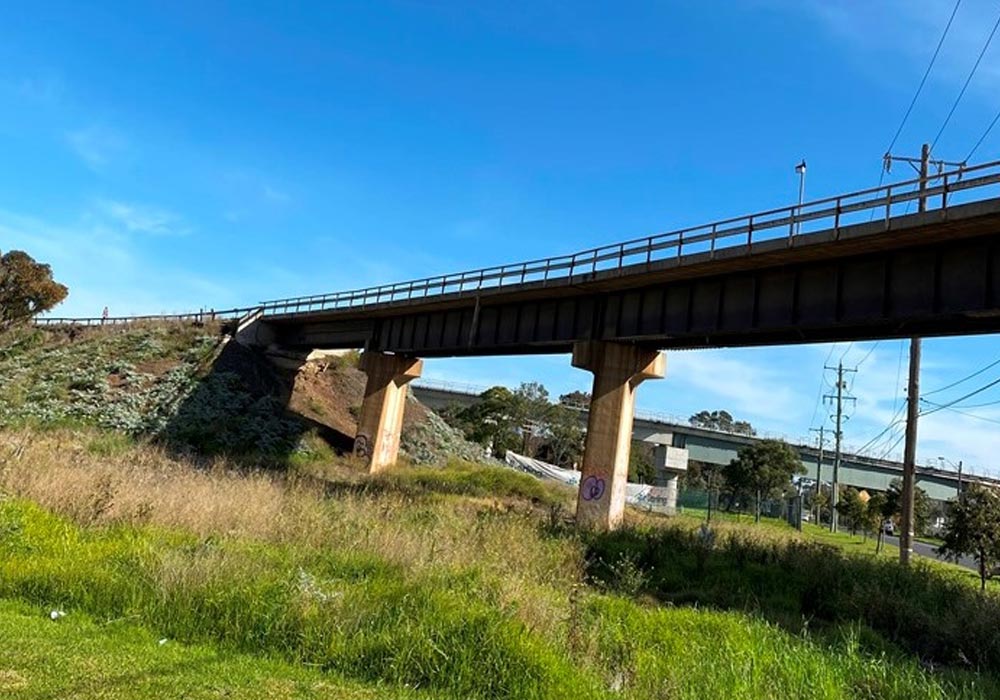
xmin=0 ymin=427 xmax=582 ymax=636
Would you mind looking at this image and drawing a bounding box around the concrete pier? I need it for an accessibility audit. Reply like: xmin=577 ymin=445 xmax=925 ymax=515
xmin=355 ymin=352 xmax=423 ymax=473
xmin=572 ymin=341 xmax=665 ymax=530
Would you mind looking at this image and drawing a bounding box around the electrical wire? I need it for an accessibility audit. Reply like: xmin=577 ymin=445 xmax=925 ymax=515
xmin=966 ymin=109 xmax=1000 ymax=162
xmin=919 ymin=375 xmax=1000 ymax=417
xmin=870 ymin=0 xmax=961 ymax=222
xmin=854 ymin=341 xmax=880 ymax=369
xmin=931 ymin=9 xmax=1000 ymax=150
xmin=921 ymin=398 xmax=1000 ymax=425
xmin=923 ymin=355 xmax=1000 ymax=396
xmin=888 ymin=0 xmax=964 ymax=154
xmin=809 ymin=343 xmax=838 ymax=428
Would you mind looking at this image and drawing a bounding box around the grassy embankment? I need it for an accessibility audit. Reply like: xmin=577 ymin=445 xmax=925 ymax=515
xmin=2 ymin=428 xmax=999 ymax=700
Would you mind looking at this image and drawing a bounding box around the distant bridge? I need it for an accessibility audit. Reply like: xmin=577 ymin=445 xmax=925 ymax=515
xmin=410 ymin=382 xmax=994 ymax=503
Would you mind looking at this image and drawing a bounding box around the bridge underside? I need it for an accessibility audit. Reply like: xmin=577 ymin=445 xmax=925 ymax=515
xmin=264 ymin=201 xmax=1000 ymax=356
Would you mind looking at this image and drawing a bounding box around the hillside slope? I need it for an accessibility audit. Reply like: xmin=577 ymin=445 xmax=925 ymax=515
xmin=0 ymin=322 xmax=482 ymax=464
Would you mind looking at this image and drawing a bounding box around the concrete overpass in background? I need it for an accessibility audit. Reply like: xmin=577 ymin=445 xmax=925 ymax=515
xmin=410 ymin=382 xmax=992 ymax=503
xmin=42 ymin=160 xmax=1000 ymax=530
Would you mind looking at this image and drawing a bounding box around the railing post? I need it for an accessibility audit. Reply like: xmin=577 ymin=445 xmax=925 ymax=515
xmin=521 ymin=263 xmax=527 ymax=283
xmin=677 ymin=232 xmax=683 ymax=258
xmin=618 ymin=243 xmax=624 ymax=269
xmin=885 ymin=185 xmax=892 ymax=229
xmin=747 ymin=216 xmax=753 ymax=248
xmin=592 ymin=250 xmax=598 ymax=274
xmin=646 ymin=236 xmax=653 ymax=265
xmin=942 ymin=174 xmax=948 ymax=211
xmin=834 ymin=198 xmax=841 ymax=236
xmin=709 ymin=224 xmax=717 ymax=259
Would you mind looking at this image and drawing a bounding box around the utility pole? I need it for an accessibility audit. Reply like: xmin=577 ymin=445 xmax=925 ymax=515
xmin=809 ymin=426 xmax=826 ymax=525
xmin=883 ymin=143 xmax=963 ymax=565
xmin=824 ymin=362 xmax=857 ymax=533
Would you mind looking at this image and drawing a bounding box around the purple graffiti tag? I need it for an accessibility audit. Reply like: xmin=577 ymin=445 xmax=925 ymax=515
xmin=581 ymin=476 xmax=606 ymax=501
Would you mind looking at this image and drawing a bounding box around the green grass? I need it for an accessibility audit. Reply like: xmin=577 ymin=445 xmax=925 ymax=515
xmin=371 ymin=459 xmax=569 ymax=507
xmin=0 ymin=598 xmax=435 ymax=699
xmin=0 ymin=490 xmax=996 ymax=699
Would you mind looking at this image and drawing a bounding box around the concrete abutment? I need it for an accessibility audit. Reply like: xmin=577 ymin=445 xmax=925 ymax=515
xmin=355 ymin=352 xmax=423 ymax=473
xmin=572 ymin=341 xmax=665 ymax=531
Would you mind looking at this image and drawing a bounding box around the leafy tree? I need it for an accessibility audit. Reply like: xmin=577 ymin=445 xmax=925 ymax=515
xmin=689 ymin=409 xmax=756 ymax=436
xmin=836 ymin=487 xmax=868 ymax=536
xmin=537 ymin=403 xmax=584 ymax=468
xmin=939 ymin=484 xmax=1000 ymax=591
xmin=628 ymin=441 xmax=656 ymax=484
xmin=724 ymin=439 xmax=803 ymax=522
xmin=0 ymin=249 xmax=68 ymax=329
xmin=455 ymin=386 xmax=521 ymax=456
xmin=884 ymin=479 xmax=932 ymax=536
xmin=808 ymin=484 xmax=831 ymax=526
xmin=865 ymin=491 xmax=889 ymax=552
xmin=558 ymin=390 xmax=591 ymax=408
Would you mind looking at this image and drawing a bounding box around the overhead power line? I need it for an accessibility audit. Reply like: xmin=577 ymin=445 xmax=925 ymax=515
xmin=966 ymin=109 xmax=1000 ymax=161
xmin=931 ymin=9 xmax=1000 ymax=150
xmin=886 ymin=0 xmax=964 ymax=154
xmin=921 ymin=399 xmax=1000 ymax=425
xmin=919 ymin=374 xmax=1000 ymax=417
xmin=924 ymin=355 xmax=1000 ymax=396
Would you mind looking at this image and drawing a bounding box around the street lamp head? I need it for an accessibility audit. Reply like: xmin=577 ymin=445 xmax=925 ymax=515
xmin=795 ymin=159 xmax=807 ymax=174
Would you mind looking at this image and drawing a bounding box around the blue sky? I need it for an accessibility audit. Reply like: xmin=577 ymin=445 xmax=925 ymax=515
xmin=2 ymin=1 xmax=1000 ymax=474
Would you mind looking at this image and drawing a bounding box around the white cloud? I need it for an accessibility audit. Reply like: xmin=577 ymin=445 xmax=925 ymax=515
xmin=65 ymin=125 xmax=127 ymax=170
xmin=794 ymin=0 xmax=1000 ymax=93
xmin=96 ymin=199 xmax=189 ymax=236
xmin=0 ymin=206 xmax=230 ymax=318
xmin=262 ymin=185 xmax=291 ymax=205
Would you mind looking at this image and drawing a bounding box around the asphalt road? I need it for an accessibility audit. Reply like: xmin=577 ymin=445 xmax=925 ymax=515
xmin=880 ymin=534 xmax=978 ymax=571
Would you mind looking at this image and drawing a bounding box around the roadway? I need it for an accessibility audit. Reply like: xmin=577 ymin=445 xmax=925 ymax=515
xmin=879 ymin=534 xmax=977 ymax=571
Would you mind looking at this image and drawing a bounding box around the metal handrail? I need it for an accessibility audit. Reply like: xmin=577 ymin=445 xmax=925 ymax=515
xmin=34 ymin=306 xmax=260 ymax=327
xmin=257 ymin=159 xmax=1000 ymax=316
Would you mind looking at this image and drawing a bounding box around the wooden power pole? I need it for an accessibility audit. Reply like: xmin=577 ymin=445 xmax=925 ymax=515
xmin=900 ymin=143 xmax=929 ymax=566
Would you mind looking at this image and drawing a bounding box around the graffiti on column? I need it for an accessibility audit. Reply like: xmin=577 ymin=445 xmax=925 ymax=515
xmin=581 ymin=476 xmax=606 ymax=501
xmin=354 ymin=434 xmax=372 ymax=459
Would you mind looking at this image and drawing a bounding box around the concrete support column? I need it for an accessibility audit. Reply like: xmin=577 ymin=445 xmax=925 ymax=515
xmin=572 ymin=341 xmax=665 ymax=530
xmin=354 ymin=352 xmax=423 ymax=473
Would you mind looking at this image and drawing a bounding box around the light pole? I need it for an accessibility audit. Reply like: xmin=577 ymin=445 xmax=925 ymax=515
xmin=795 ymin=160 xmax=807 ymax=235
xmin=938 ymin=456 xmax=964 ymax=502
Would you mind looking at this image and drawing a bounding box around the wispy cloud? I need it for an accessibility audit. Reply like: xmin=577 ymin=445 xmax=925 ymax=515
xmin=793 ymin=0 xmax=1000 ymax=93
xmin=0 ymin=205 xmax=229 ymax=317
xmin=65 ymin=125 xmax=127 ymax=169
xmin=96 ymin=199 xmax=189 ymax=236
xmin=262 ymin=184 xmax=291 ymax=205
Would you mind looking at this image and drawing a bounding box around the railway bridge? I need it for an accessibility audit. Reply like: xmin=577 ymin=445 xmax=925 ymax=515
xmin=42 ymin=160 xmax=1000 ymax=530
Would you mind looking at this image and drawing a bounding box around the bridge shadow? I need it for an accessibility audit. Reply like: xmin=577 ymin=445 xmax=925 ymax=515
xmin=158 ymin=339 xmax=356 ymax=468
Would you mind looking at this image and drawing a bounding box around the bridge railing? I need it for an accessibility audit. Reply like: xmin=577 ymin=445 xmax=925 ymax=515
xmin=34 ymin=306 xmax=261 ymax=328
xmin=257 ymin=159 xmax=1000 ymax=316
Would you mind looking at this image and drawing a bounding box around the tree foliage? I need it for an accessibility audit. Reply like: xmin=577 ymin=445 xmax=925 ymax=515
xmin=628 ymin=441 xmax=656 ymax=484
xmin=689 ymin=409 xmax=755 ymax=436
xmin=884 ymin=478 xmax=932 ymax=536
xmin=939 ymin=484 xmax=1000 ymax=591
xmin=836 ymin=487 xmax=868 ymax=536
xmin=0 ymin=250 xmax=68 ymax=329
xmin=723 ymin=439 xmax=803 ymax=522
xmin=449 ymin=382 xmax=585 ymax=467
